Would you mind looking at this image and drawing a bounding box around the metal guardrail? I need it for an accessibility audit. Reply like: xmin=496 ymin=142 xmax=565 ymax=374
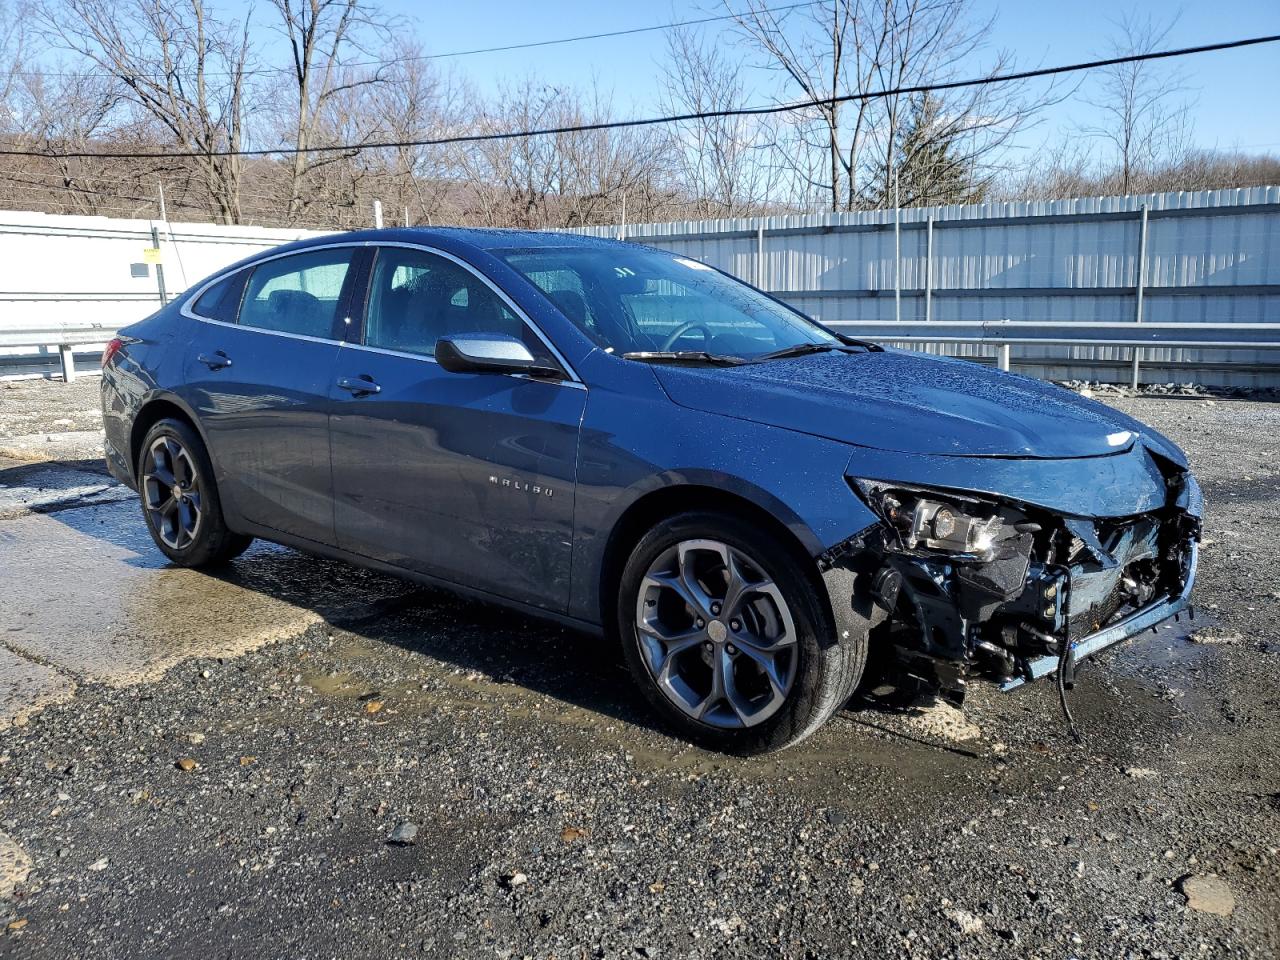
xmin=829 ymin=320 xmax=1280 ymax=387
xmin=0 ymin=324 xmax=115 ymax=382
xmin=6 ymin=318 xmax=1280 ymax=386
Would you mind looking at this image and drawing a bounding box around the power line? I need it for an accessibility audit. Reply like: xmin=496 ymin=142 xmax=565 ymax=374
xmin=16 ymin=1 xmax=824 ymax=80
xmin=390 ymin=0 xmax=820 ymax=64
xmin=0 ymin=173 xmax=170 ymax=207
xmin=0 ymin=177 xmax=327 ymax=225
xmin=4 ymin=33 xmax=1278 ymax=162
xmin=0 ymin=168 xmax=315 ymax=207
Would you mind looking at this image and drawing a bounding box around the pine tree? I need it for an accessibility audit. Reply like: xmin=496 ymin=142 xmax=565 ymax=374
xmin=869 ymin=93 xmax=983 ymax=208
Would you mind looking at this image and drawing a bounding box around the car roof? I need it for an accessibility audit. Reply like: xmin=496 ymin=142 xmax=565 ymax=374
xmin=274 ymin=226 xmax=634 ymax=258
xmin=191 ymin=227 xmax=664 ymax=298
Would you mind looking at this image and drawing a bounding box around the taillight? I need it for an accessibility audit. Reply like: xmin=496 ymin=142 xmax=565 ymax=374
xmin=101 ymin=337 xmax=125 ymax=368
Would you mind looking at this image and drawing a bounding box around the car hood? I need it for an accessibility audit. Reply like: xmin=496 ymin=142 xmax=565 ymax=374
xmin=651 ymin=349 xmax=1144 ymax=459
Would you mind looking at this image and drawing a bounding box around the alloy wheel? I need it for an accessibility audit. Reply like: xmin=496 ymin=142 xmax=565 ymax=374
xmin=141 ymin=435 xmax=203 ymax=550
xmin=634 ymin=538 xmax=797 ymax=728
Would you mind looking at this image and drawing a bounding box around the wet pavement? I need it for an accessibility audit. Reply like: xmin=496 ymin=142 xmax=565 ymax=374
xmin=7 ymin=506 xmax=308 ymax=682
xmin=0 ymin=379 xmax=1277 ymax=958
xmin=0 ymin=468 xmax=414 ymax=719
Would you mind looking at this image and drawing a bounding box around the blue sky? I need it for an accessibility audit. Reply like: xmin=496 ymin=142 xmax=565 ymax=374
xmin=375 ymin=0 xmax=1280 ymax=157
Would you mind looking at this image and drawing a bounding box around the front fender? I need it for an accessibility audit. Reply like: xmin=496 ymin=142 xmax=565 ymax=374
xmin=567 ymin=372 xmax=877 ymax=623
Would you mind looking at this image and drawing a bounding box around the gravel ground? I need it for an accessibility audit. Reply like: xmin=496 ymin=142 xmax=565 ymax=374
xmin=0 ymin=377 xmax=1277 ymax=959
xmin=0 ymin=378 xmax=105 ymax=463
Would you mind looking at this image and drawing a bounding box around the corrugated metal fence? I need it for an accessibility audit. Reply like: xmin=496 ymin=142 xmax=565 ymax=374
xmin=4 ymin=192 xmax=1278 ymax=385
xmin=569 ymin=187 xmax=1280 ymax=387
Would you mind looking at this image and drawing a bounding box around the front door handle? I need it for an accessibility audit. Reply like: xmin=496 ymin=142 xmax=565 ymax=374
xmin=197 ymin=351 xmax=232 ymax=370
xmin=337 ymin=375 xmax=381 ymax=396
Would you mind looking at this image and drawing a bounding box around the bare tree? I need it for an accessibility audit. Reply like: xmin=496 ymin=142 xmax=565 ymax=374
xmin=728 ymin=0 xmax=1059 ymax=212
xmin=0 ymin=0 xmax=25 ymax=132
xmin=266 ymin=0 xmax=397 ymax=222
xmin=860 ymin=0 xmax=1061 ymax=208
xmin=34 ymin=0 xmax=252 ymax=223
xmin=454 ymin=77 xmax=563 ymax=227
xmin=660 ymin=25 xmax=770 ymax=216
xmin=6 ymin=68 xmax=134 ymax=215
xmin=451 ymin=77 xmax=673 ymax=229
xmin=556 ymin=82 xmax=673 ymax=227
xmin=365 ymin=40 xmax=464 ymax=226
xmin=997 ymin=131 xmax=1096 ymax=201
xmin=998 ymin=144 xmax=1280 ymax=202
xmin=726 ymin=0 xmax=867 ymax=211
xmin=1081 ymin=12 xmax=1195 ymax=194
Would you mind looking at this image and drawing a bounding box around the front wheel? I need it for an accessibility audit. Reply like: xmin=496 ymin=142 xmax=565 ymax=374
xmin=618 ymin=511 xmax=867 ymax=754
xmin=137 ymin=418 xmax=253 ymax=567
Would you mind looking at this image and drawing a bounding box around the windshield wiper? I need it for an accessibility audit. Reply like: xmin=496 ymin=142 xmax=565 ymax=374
xmin=621 ymin=350 xmax=747 ymax=366
xmin=752 ymin=342 xmax=849 ymax=362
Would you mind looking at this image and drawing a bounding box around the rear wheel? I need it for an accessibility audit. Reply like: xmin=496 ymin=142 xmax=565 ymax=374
xmin=137 ymin=418 xmax=252 ymax=567
xmin=618 ymin=510 xmax=867 ymax=754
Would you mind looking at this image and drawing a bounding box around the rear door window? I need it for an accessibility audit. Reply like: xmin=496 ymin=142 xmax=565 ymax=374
xmin=239 ymin=248 xmax=354 ymax=339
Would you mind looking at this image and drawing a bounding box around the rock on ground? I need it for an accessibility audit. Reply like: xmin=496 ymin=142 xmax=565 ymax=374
xmin=1178 ymin=874 xmax=1236 ymax=916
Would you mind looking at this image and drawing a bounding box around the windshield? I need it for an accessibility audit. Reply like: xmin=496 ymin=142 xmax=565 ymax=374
xmin=496 ymin=246 xmax=841 ymax=361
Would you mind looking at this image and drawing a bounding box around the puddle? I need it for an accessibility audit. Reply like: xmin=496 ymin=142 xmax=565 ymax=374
xmin=0 ymin=500 xmax=415 ymax=688
xmin=304 ymin=669 xmax=367 ymax=698
xmin=303 ymin=630 xmax=980 ymax=808
xmin=0 ymin=647 xmax=75 ymax=730
xmin=1099 ymin=612 xmax=1223 ymax=713
xmin=0 ymin=465 xmax=133 ymax=518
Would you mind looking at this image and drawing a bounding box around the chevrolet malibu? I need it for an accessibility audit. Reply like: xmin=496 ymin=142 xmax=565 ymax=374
xmin=100 ymin=229 xmax=1201 ymax=753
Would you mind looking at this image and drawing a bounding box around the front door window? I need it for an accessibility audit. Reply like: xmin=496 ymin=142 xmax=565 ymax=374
xmin=365 ymin=247 xmax=551 ymax=362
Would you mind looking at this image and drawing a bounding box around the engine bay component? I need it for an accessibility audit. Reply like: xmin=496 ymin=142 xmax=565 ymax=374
xmin=840 ymin=475 xmax=1201 ymax=715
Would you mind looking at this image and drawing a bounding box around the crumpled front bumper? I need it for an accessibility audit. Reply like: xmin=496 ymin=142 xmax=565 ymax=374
xmin=832 ymin=456 xmax=1202 ymax=697
xmin=999 ymin=538 xmax=1198 ymax=691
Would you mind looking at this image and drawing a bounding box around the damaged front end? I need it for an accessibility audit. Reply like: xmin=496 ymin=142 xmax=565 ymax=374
xmin=824 ymin=451 xmax=1201 ymax=704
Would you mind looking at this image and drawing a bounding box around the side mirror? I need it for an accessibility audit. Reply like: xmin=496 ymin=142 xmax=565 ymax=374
xmin=435 ymin=333 xmax=562 ymax=379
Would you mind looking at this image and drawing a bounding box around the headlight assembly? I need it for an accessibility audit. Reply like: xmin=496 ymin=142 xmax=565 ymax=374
xmin=852 ymin=480 xmax=1019 ymax=562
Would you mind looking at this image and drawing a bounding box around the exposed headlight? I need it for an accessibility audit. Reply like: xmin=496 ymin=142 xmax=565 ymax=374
xmin=855 ymin=481 xmax=1012 ymax=562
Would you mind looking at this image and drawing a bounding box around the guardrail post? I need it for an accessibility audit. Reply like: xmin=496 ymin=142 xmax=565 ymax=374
xmin=59 ymin=343 xmax=76 ymax=382
xmin=893 ymin=172 xmax=901 ymax=323
xmin=756 ymin=221 xmax=765 ymax=288
xmin=997 ymin=342 xmax=1011 ymax=372
xmin=924 ymin=215 xmax=933 ymax=322
xmin=1131 ymin=204 xmax=1148 ymax=390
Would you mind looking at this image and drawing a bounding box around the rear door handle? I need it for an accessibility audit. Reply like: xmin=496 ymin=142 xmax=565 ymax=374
xmin=337 ymin=376 xmax=381 ymax=396
xmin=197 ymin=351 xmax=232 ymax=370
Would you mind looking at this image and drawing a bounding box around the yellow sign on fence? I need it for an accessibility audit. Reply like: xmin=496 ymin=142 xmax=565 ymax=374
xmin=142 ymin=247 xmax=163 ymax=265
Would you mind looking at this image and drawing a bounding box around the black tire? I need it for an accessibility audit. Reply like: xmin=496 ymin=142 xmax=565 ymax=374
xmin=136 ymin=417 xmax=253 ymax=567
xmin=617 ymin=510 xmax=868 ymax=754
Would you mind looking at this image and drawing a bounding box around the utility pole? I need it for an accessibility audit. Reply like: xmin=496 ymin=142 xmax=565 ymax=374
xmin=157 ymin=182 xmax=168 ymax=223
xmin=373 ymin=200 xmax=383 ymax=229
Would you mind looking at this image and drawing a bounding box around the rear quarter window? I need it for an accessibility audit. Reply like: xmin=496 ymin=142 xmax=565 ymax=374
xmin=190 ymin=270 xmax=248 ymax=323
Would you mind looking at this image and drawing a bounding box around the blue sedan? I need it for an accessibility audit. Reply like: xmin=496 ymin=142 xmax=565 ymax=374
xmin=100 ymin=228 xmax=1201 ymax=753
